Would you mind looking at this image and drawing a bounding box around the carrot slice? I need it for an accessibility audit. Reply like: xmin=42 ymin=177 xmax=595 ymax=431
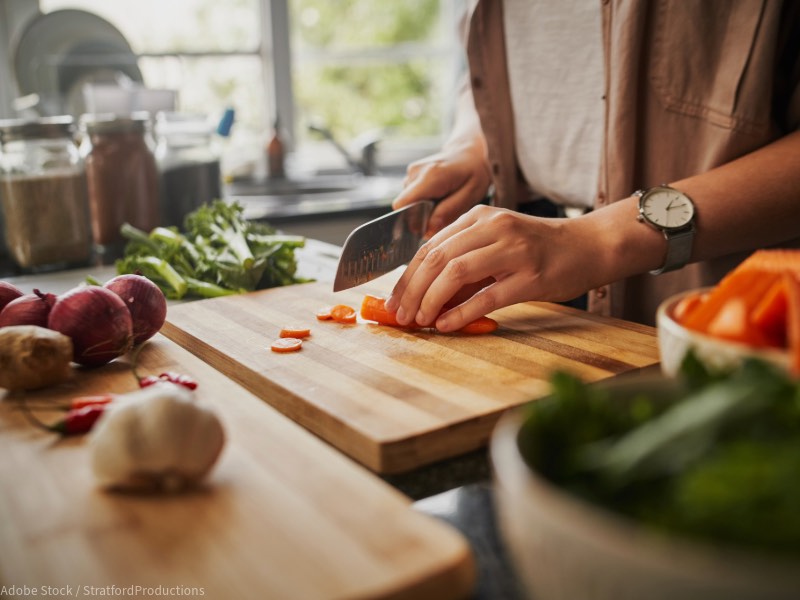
xmin=781 ymin=273 xmax=800 ymax=376
xmin=683 ymin=270 xmax=780 ymax=334
xmin=280 ymin=325 xmax=311 ymax=339
xmin=672 ymin=291 xmax=706 ymax=324
xmin=752 ymin=279 xmax=788 ymax=348
xmin=360 ymin=294 xmax=403 ymax=326
xmin=458 ymin=316 xmax=499 ymax=334
xmin=315 ymin=307 xmax=333 ymax=320
xmin=271 ymin=337 xmax=303 ymax=353
xmin=330 ymin=304 xmax=357 ymax=324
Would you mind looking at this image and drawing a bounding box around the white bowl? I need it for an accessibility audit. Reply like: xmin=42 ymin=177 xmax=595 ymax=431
xmin=491 ymin=376 xmax=800 ymax=600
xmin=656 ymin=289 xmax=789 ymax=377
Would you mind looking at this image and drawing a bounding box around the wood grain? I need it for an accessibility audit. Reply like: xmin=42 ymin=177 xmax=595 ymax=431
xmin=0 ymin=335 xmax=474 ymax=600
xmin=162 ymin=279 xmax=660 ymax=474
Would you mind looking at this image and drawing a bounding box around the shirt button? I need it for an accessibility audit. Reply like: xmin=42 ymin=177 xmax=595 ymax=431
xmin=594 ymin=287 xmax=607 ymax=300
xmin=491 ymin=162 xmax=500 ymax=176
xmin=472 ymin=76 xmax=483 ymax=89
xmin=596 ymin=191 xmax=606 ymax=205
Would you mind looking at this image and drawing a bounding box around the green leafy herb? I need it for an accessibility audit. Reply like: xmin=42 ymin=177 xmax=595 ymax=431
xmin=519 ymin=352 xmax=800 ymax=556
xmin=116 ymin=200 xmax=310 ymax=299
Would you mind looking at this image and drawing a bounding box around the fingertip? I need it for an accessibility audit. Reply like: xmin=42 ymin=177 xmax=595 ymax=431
xmin=384 ymin=293 xmax=398 ymax=312
xmin=396 ymin=306 xmax=408 ymax=325
xmin=435 ymin=314 xmax=456 ymax=333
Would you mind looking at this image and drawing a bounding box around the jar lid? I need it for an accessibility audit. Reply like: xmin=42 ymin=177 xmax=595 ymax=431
xmin=80 ymin=111 xmax=151 ymax=135
xmin=0 ymin=116 xmax=75 ymax=143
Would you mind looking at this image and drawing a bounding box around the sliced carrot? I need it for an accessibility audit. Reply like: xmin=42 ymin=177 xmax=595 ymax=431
xmin=458 ymin=316 xmax=499 ymax=334
xmin=360 ymin=294 xmax=499 ymax=334
xmin=315 ymin=307 xmax=333 ymax=320
xmin=783 ymin=273 xmax=800 ymax=376
xmin=705 ymin=298 xmax=769 ymax=347
xmin=271 ymin=337 xmax=303 ymax=353
xmin=280 ymin=325 xmax=311 ymax=339
xmin=330 ymin=304 xmax=357 ymax=324
xmin=360 ymin=294 xmax=403 ymax=327
xmin=672 ymin=291 xmax=706 ymax=324
xmin=683 ymin=270 xmax=780 ymax=334
xmin=752 ymin=278 xmax=788 ymax=348
xmin=737 ymin=249 xmax=800 ymax=275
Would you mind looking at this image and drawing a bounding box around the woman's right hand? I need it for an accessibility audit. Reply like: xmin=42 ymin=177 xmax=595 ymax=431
xmin=392 ymin=140 xmax=492 ymax=238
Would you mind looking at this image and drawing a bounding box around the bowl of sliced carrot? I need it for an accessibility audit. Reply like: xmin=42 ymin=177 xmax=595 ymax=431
xmin=657 ymin=249 xmax=798 ymax=377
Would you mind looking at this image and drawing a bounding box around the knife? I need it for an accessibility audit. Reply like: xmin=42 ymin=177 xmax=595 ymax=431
xmin=333 ymin=200 xmax=434 ymax=292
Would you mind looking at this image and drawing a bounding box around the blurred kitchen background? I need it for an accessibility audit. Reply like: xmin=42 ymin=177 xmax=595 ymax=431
xmin=0 ymin=0 xmax=467 ymax=271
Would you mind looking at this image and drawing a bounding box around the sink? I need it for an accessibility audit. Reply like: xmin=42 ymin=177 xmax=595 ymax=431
xmin=224 ymin=174 xmax=404 ymax=221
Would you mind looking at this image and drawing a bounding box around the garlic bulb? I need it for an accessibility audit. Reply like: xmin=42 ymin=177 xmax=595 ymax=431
xmin=89 ymin=382 xmax=225 ymax=492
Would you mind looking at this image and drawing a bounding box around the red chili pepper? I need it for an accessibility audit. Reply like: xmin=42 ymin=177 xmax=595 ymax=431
xmin=50 ymin=404 xmax=106 ymax=436
xmin=69 ymin=394 xmax=114 ymax=411
xmin=139 ymin=371 xmax=198 ymax=391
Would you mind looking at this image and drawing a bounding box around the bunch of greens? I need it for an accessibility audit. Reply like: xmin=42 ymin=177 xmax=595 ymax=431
xmin=519 ymin=353 xmax=800 ymax=556
xmin=116 ymin=200 xmax=309 ymax=299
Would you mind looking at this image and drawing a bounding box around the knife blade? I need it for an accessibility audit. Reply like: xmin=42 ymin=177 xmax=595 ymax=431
xmin=333 ymin=200 xmax=434 ymax=292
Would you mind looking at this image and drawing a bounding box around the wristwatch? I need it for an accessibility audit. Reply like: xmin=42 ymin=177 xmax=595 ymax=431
xmin=635 ymin=185 xmax=696 ymax=275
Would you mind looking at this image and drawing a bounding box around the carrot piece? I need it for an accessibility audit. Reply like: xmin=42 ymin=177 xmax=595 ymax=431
xmin=458 ymin=316 xmax=499 ymax=334
xmin=315 ymin=307 xmax=333 ymax=321
xmin=682 ymin=270 xmax=779 ymax=334
xmin=737 ymin=249 xmax=800 ymax=275
xmin=705 ymin=298 xmax=769 ymax=347
xmin=752 ymin=278 xmax=788 ymax=348
xmin=672 ymin=291 xmax=706 ymax=324
xmin=783 ymin=273 xmax=800 ymax=376
xmin=360 ymin=294 xmax=402 ymax=326
xmin=280 ymin=325 xmax=311 ymax=339
xmin=330 ymin=304 xmax=357 ymax=324
xmin=271 ymin=337 xmax=303 ymax=353
xmin=360 ymin=294 xmax=498 ymax=334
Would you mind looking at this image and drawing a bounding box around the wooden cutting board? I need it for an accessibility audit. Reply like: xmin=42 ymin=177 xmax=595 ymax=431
xmin=162 ymin=279 xmax=660 ymax=474
xmin=0 ymin=335 xmax=473 ymax=600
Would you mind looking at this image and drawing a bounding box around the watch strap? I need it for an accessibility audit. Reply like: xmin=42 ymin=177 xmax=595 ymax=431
xmin=650 ymin=224 xmax=695 ymax=275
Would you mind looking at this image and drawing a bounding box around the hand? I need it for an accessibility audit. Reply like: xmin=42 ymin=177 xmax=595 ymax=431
xmin=385 ymin=205 xmax=609 ymax=332
xmin=392 ymin=140 xmax=492 ymax=238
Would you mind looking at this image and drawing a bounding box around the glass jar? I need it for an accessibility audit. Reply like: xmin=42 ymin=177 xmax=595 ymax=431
xmin=81 ymin=112 xmax=160 ymax=256
xmin=155 ymin=112 xmax=221 ymax=228
xmin=0 ymin=116 xmax=91 ymax=271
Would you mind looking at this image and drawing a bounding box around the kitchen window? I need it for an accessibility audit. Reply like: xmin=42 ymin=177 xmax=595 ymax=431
xmin=8 ymin=0 xmax=465 ymax=175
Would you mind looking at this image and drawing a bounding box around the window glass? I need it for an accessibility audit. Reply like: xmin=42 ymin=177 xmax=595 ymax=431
xmin=290 ymin=0 xmax=459 ymax=149
xmin=40 ymin=0 xmax=260 ymax=53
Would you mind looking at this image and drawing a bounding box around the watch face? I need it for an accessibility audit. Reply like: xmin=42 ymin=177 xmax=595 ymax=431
xmin=640 ymin=187 xmax=695 ymax=229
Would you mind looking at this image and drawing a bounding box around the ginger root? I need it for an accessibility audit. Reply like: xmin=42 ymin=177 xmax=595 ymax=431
xmin=0 ymin=325 xmax=73 ymax=392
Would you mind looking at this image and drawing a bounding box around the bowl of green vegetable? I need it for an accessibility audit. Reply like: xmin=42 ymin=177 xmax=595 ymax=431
xmin=491 ymin=356 xmax=800 ymax=600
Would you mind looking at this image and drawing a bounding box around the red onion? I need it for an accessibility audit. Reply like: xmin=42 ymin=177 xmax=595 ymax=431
xmin=0 ymin=289 xmax=56 ymax=328
xmin=48 ymin=286 xmax=133 ymax=367
xmin=0 ymin=281 xmax=24 ymax=313
xmin=104 ymin=274 xmax=167 ymax=345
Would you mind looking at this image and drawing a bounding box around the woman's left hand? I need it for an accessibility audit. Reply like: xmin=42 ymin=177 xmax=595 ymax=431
xmin=384 ymin=205 xmax=612 ymax=332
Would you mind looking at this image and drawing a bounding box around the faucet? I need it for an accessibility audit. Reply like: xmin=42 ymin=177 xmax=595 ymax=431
xmin=308 ymin=122 xmax=380 ymax=176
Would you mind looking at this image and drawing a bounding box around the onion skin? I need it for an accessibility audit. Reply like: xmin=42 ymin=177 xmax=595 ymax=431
xmin=0 ymin=281 xmax=24 ymax=313
xmin=0 ymin=289 xmax=56 ymax=328
xmin=48 ymin=286 xmax=133 ymax=367
xmin=104 ymin=274 xmax=167 ymax=345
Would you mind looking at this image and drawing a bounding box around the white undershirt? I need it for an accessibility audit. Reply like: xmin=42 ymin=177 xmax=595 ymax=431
xmin=503 ymin=0 xmax=604 ymax=208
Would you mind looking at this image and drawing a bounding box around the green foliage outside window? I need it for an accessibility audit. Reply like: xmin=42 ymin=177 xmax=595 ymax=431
xmin=291 ymin=0 xmax=447 ymax=141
